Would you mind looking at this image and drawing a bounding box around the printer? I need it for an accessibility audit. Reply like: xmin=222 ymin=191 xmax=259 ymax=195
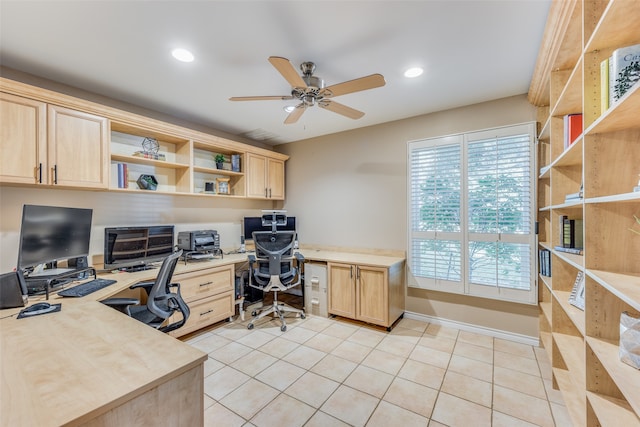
xmin=177 ymin=230 xmax=220 ymax=252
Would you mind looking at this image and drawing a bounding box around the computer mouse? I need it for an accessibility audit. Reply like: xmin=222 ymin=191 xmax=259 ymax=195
xmin=25 ymin=302 xmax=51 ymax=312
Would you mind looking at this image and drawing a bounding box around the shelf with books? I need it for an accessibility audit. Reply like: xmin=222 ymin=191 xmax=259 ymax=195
xmin=588 ymin=84 xmax=640 ymax=135
xmin=586 ymin=391 xmax=640 ymax=427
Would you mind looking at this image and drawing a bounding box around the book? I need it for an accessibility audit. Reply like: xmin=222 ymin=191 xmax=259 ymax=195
xmin=539 ymin=249 xmax=552 ymax=276
xmin=562 ymin=218 xmax=584 ymax=248
xmin=610 ymin=43 xmax=640 ymax=106
xmin=554 ymin=246 xmax=583 ymax=255
xmin=563 ymin=113 xmax=582 ymax=149
xmin=601 ymin=58 xmax=609 ymax=114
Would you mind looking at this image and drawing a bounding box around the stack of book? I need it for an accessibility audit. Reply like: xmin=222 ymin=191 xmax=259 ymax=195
xmin=601 ymin=43 xmax=640 ymax=114
xmin=555 ymin=215 xmax=583 ymax=255
xmin=539 ymin=249 xmax=551 ymax=277
xmin=565 ymin=185 xmax=583 ymax=203
xmin=563 ymin=113 xmax=582 ymax=149
xmin=112 ymin=163 xmax=128 ymax=189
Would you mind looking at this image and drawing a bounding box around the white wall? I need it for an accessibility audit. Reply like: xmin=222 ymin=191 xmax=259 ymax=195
xmin=276 ymin=94 xmax=541 ymax=338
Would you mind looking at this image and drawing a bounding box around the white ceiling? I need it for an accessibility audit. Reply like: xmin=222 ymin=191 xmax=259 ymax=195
xmin=0 ymin=1 xmax=550 ymax=145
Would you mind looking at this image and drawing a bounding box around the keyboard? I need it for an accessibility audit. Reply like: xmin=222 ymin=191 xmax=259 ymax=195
xmin=58 ymin=278 xmax=117 ymax=297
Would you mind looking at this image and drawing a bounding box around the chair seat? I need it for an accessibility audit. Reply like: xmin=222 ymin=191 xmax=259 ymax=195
xmin=128 ymin=305 xmax=165 ymax=328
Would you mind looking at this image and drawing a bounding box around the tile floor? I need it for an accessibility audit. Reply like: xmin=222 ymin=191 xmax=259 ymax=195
xmin=185 ymin=311 xmax=572 ymax=427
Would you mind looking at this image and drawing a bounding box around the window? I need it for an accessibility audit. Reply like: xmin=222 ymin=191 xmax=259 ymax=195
xmin=408 ymin=123 xmax=536 ymax=304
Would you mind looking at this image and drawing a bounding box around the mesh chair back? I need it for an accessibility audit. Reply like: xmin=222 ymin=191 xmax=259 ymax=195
xmin=147 ymin=249 xmax=183 ymax=319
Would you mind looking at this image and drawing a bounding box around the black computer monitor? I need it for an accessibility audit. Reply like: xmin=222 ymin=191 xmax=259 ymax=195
xmin=103 ymin=225 xmax=175 ymax=271
xmin=17 ymin=205 xmax=93 ymax=272
xmin=243 ymin=216 xmax=296 ymax=241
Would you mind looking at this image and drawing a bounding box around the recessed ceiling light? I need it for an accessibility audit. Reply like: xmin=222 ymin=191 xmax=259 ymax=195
xmin=283 ymin=105 xmax=296 ymax=113
xmin=404 ymin=67 xmax=424 ymax=78
xmin=171 ymin=48 xmax=194 ymax=63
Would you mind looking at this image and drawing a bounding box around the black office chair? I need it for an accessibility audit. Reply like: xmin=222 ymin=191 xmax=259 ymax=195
xmin=247 ymin=230 xmax=305 ymax=331
xmin=102 ymin=250 xmax=190 ymax=333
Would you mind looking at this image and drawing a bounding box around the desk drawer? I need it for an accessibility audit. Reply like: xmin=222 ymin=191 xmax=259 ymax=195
xmin=175 ymin=265 xmax=234 ymax=303
xmin=170 ymin=290 xmax=234 ymax=337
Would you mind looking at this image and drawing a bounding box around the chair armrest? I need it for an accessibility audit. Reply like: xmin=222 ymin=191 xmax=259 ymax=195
xmin=130 ymin=280 xmax=154 ymax=295
xmin=294 ymin=252 xmax=305 ymax=262
xmin=248 ymin=254 xmax=256 ymax=264
xmin=101 ymin=297 xmax=140 ymax=314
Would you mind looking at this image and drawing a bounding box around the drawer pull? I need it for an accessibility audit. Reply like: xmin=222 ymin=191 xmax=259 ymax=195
xmin=199 ymin=281 xmax=213 ymax=287
xmin=311 ymin=278 xmax=320 ymax=285
xmin=200 ymin=309 xmax=214 ymax=316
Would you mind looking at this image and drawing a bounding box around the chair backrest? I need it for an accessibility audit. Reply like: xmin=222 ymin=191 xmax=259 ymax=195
xmin=147 ymin=249 xmax=183 ymax=319
xmin=253 ymin=231 xmax=296 ymax=272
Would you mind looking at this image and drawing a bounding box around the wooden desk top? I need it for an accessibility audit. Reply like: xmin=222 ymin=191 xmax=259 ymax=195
xmin=0 ymin=302 xmax=206 ymax=426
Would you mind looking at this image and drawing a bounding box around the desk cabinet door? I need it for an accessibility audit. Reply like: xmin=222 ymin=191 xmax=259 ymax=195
xmin=328 ymin=262 xmax=356 ymax=319
xmin=356 ymin=266 xmax=388 ymax=326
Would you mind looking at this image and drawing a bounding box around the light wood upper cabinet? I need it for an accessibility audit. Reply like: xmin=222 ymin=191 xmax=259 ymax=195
xmin=0 ymin=93 xmax=47 ymax=184
xmin=246 ymin=153 xmax=285 ymax=199
xmin=47 ymin=105 xmax=108 ymax=188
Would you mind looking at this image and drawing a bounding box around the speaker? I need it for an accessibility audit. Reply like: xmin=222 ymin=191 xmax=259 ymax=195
xmin=69 ymin=256 xmax=89 ymax=279
xmin=240 ymin=235 xmax=246 ymax=253
xmin=0 ymin=270 xmax=28 ymax=309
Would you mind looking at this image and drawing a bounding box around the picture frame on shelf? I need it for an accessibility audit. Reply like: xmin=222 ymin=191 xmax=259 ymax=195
xmin=568 ymin=271 xmax=585 ymax=311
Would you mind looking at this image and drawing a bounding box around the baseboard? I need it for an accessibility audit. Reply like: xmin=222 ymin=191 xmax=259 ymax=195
xmin=404 ymin=311 xmax=540 ymax=347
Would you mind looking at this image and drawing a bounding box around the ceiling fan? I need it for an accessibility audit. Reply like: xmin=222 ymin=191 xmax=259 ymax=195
xmin=229 ymin=56 xmax=385 ymax=124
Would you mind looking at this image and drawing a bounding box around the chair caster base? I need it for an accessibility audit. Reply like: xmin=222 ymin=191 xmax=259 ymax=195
xmin=281 ymin=325 xmax=287 ymax=332
xmin=247 ymin=323 xmax=254 ymax=330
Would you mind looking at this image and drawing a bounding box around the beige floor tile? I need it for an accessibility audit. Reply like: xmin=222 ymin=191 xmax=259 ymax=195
xmin=492 ymin=410 xmax=539 ymax=427
xmin=348 ymin=328 xmax=386 ymax=348
xmin=304 ymin=332 xmax=344 ymax=353
xmin=367 ymin=400 xmax=430 ymax=427
xmin=543 ymin=378 xmax=566 ymax=405
xmin=258 ymin=336 xmax=299 ymax=358
xmin=418 ymin=333 xmax=457 ymax=353
xmin=494 ymin=338 xmax=536 ymax=359
xmin=298 ymin=316 xmax=333 ymax=332
xmin=344 ymin=365 xmax=394 ymax=398
xmin=310 ymin=354 xmax=358 ymax=383
xmin=282 ymin=344 xmax=327 ymax=370
xmin=251 ymin=393 xmax=316 ymax=427
xmin=383 ymin=376 xmax=438 ymax=417
xmin=453 ymin=340 xmax=494 ymax=364
xmin=409 ymin=344 xmax=452 ymax=369
xmin=396 ymin=317 xmax=429 ymax=333
xmin=204 ymin=402 xmax=245 ymax=427
xmin=376 ymin=335 xmax=416 ymax=358
xmin=219 ymin=378 xmax=279 ymax=420
xmin=204 ymin=356 xmax=225 ymax=377
xmin=428 ymin=421 xmax=448 ymax=427
xmin=204 ymin=366 xmax=250 ymax=400
xmin=457 ymin=330 xmax=494 ymax=350
xmin=361 ymin=348 xmax=407 ymax=375
xmin=330 ymin=340 xmax=372 ymax=364
xmin=210 ymin=341 xmax=254 ymax=364
xmin=203 ymin=393 xmax=215 ymax=410
xmin=447 ymin=355 xmax=493 ymax=383
xmin=230 ymin=349 xmax=278 ymax=377
xmin=284 ymin=371 xmax=340 ymax=408
xmin=304 ymin=411 xmax=350 ymax=427
xmin=494 ymin=350 xmax=540 ymax=377
xmin=493 ymin=384 xmax=554 ymax=427
xmin=280 ymin=323 xmax=318 ymax=344
xmin=550 ymin=401 xmax=573 ymax=427
xmin=189 ymin=333 xmax=232 ymax=353
xmin=432 ymin=392 xmax=492 ymax=427
xmin=494 ymin=366 xmax=546 ymax=399
xmin=254 ymin=360 xmax=306 ymax=392
xmin=235 ymin=330 xmax=276 ymax=349
xmin=214 ymin=323 xmax=254 ymax=341
xmin=397 ymin=358 xmax=446 ymax=390
xmin=320 ymin=385 xmax=380 ymax=427
xmin=425 ymin=323 xmax=460 ymax=339
xmin=322 ymin=322 xmax=359 ymax=340
xmin=538 ymin=358 xmax=553 ymax=380
xmin=388 ymin=326 xmax=423 ymax=344
xmin=441 ymin=370 xmax=492 ymax=408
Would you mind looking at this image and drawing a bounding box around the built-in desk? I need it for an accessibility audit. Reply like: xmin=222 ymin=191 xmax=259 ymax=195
xmin=1 ymin=302 xmax=206 ymax=426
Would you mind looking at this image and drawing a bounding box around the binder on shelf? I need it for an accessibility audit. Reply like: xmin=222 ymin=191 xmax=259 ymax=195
xmin=563 ymin=113 xmax=582 ymax=149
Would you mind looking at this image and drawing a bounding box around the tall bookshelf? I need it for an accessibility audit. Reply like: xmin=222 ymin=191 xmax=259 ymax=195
xmin=530 ymin=1 xmax=640 ymax=426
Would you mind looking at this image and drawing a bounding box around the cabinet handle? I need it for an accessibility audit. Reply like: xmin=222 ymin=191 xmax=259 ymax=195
xmin=350 ymin=266 xmax=353 ymax=278
xmin=356 ymin=266 xmax=360 ymax=279
xmin=38 ymin=163 xmax=42 ymax=183
xmin=265 ymin=188 xmax=268 ymax=198
xmin=53 ymin=165 xmax=58 ymax=184
xmin=199 ymin=281 xmax=213 ymax=287
xmin=269 ymin=188 xmax=272 ymax=198
xmin=200 ymin=309 xmax=214 ymax=316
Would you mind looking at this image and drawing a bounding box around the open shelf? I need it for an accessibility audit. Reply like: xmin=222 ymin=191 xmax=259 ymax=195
xmin=553 ymin=368 xmax=586 ymax=427
xmin=553 ymin=290 xmax=585 ymax=336
xmin=586 ymin=391 xmax=640 ymax=427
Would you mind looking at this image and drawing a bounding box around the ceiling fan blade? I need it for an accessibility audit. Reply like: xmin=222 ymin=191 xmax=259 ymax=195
xmin=269 ymin=56 xmax=307 ymax=88
xmin=318 ymin=100 xmax=365 ymax=119
xmin=323 ymin=74 xmax=385 ymax=97
xmin=229 ymin=95 xmax=294 ymax=101
xmin=284 ymin=104 xmax=306 ymax=124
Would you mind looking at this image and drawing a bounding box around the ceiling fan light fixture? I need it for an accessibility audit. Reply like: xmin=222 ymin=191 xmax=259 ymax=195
xmin=283 ymin=105 xmax=296 ymax=113
xmin=171 ymin=48 xmax=194 ymax=63
xmin=404 ymin=67 xmax=423 ymax=78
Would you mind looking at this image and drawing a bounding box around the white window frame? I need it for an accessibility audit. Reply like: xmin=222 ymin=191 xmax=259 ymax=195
xmin=407 ymin=122 xmax=537 ymax=305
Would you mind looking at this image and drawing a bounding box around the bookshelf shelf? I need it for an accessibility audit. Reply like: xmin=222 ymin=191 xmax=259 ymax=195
xmin=531 ymin=1 xmax=640 ymax=425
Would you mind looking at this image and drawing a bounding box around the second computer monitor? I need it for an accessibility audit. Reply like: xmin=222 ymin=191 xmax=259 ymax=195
xmin=243 ymin=216 xmax=296 ymax=242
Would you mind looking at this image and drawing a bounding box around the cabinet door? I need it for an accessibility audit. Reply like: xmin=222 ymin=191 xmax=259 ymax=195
xmin=356 ymin=265 xmax=388 ymax=326
xmin=267 ymin=157 xmax=285 ymax=199
xmin=327 ymin=262 xmax=356 ymax=319
xmin=0 ymin=93 xmax=47 ymax=184
xmin=246 ymin=152 xmax=267 ymax=198
xmin=48 ymin=105 xmax=108 ymax=188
